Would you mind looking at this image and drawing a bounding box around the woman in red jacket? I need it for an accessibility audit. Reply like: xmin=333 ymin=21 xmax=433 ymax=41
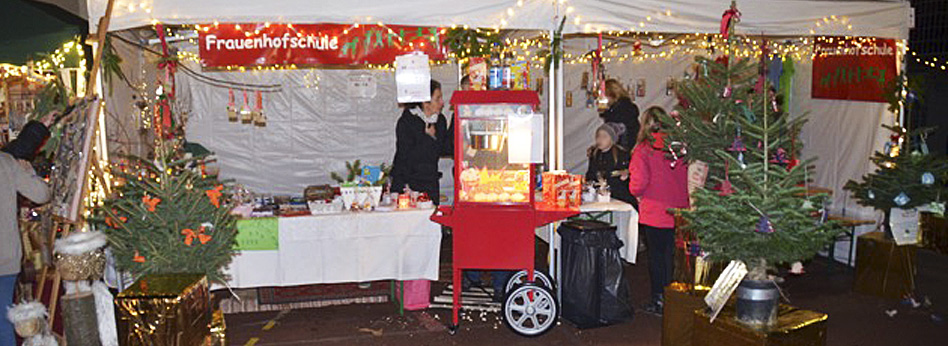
xmin=628 ymin=106 xmax=690 ymax=315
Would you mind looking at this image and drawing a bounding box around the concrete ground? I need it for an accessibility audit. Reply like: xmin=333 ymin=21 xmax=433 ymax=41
xmin=225 ymin=236 xmax=948 ymax=345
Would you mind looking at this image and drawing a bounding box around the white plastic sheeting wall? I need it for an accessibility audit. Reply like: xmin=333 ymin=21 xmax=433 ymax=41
xmin=181 ymin=47 xmax=885 ymax=264
xmin=182 ymin=65 xmax=462 ymax=195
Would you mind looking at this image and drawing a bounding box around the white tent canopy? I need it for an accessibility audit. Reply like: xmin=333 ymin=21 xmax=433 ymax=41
xmin=92 ymin=0 xmax=911 ymax=265
xmin=87 ymin=0 xmax=911 ymax=39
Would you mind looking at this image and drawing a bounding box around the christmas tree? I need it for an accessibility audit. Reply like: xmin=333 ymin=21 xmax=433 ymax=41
xmin=658 ymin=55 xmax=838 ymax=281
xmin=90 ymin=138 xmax=238 ymax=283
xmin=844 ymin=126 xmax=948 ymax=234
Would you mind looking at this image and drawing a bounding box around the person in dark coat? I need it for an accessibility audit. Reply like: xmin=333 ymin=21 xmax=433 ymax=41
xmin=599 ymin=79 xmax=641 ymax=150
xmin=585 ymin=123 xmax=636 ymax=208
xmin=2 ymin=111 xmax=54 ymax=161
xmin=390 ymin=80 xmax=452 ymax=204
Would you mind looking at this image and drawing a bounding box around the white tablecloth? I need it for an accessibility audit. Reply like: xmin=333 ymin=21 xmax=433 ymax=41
xmin=579 ymin=201 xmax=640 ymax=263
xmin=536 ymin=201 xmax=639 ymax=264
xmin=224 ymin=208 xmax=442 ymax=288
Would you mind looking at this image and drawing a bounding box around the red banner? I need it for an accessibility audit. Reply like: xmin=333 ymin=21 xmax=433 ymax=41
xmin=198 ymin=23 xmax=445 ymax=68
xmin=812 ymin=37 xmax=897 ymax=102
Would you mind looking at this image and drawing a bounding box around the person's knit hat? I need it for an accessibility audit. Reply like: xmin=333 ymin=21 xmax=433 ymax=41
xmin=597 ymin=123 xmax=618 ymax=145
xmin=2 ymin=121 xmax=51 ymax=161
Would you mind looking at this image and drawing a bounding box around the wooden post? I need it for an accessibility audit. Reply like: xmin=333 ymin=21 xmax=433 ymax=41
xmin=86 ymin=0 xmax=117 ymax=97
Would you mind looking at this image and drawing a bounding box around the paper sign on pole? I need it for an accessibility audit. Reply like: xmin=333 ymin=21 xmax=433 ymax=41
xmin=890 ymin=208 xmax=920 ymax=246
xmin=507 ymin=112 xmax=544 ymax=164
xmin=705 ymin=260 xmax=748 ymax=323
xmin=395 ymin=52 xmax=431 ymax=103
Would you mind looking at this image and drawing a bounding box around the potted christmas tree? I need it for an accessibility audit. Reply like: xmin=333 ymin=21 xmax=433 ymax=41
xmin=658 ymin=55 xmax=838 ymax=326
xmin=844 ymin=126 xmax=948 ymax=238
xmin=91 ymin=140 xmax=238 ymax=283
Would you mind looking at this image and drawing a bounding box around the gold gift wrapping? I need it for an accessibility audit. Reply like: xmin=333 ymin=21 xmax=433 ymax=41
xmin=54 ymin=250 xmax=106 ymax=281
xmin=210 ymin=309 xmax=226 ymax=346
xmin=693 ymin=304 xmax=828 ymax=346
xmin=115 ymin=274 xmax=212 ymax=346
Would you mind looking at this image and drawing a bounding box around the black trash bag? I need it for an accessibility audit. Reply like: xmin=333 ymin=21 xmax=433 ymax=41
xmin=558 ymin=220 xmax=634 ymax=328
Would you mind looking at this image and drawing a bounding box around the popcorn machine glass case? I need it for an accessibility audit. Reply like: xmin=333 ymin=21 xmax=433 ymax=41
xmin=455 ymin=100 xmax=533 ymax=205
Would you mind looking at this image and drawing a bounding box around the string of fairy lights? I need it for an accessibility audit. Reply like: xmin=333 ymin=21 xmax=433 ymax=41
xmin=911 ymin=52 xmax=948 ymax=72
xmin=0 ymin=38 xmax=85 ymax=81
xmin=127 ymin=0 xmax=915 ymax=73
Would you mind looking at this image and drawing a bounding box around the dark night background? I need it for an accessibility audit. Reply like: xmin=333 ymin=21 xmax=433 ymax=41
xmin=909 ymin=0 xmax=948 ymax=155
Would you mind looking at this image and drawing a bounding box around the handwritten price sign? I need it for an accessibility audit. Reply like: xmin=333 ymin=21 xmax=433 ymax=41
xmin=235 ymin=218 xmax=279 ymax=251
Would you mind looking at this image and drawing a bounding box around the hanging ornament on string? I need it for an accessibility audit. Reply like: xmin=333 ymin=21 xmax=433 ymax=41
xmin=735 ymin=99 xmax=756 ymax=122
xmin=668 ymin=141 xmax=687 ymax=169
xmin=770 ymin=148 xmax=789 ymax=165
xmin=919 ymin=132 xmax=931 ymax=155
xmin=727 ymin=127 xmax=747 ymax=169
xmin=227 ymin=88 xmax=237 ymax=122
xmin=154 ymin=23 xmax=178 ymax=139
xmin=240 ymin=91 xmax=252 ymax=124
xmin=719 ymin=160 xmax=736 ymax=196
xmin=754 ymin=38 xmax=769 ymax=94
xmin=748 ymin=202 xmax=775 ymax=234
xmin=867 ymin=190 xmax=875 ymax=200
xmin=253 ymin=90 xmax=266 ymax=127
xmin=755 ymin=215 xmax=775 ymax=234
xmin=722 ymin=86 xmax=732 ymax=98
xmin=922 ymin=172 xmax=935 ymax=185
xmin=893 ymin=192 xmax=911 ymax=207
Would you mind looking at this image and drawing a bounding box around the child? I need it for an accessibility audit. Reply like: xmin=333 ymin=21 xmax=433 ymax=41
xmin=628 ymin=106 xmax=689 ymax=315
xmin=585 ymin=123 xmax=635 ymax=207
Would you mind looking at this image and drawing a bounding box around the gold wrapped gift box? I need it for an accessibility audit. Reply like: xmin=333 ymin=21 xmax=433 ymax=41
xmin=693 ymin=304 xmax=828 ymax=346
xmin=853 ymin=232 xmax=917 ymax=300
xmin=920 ymin=212 xmax=948 ymax=254
xmin=115 ymin=274 xmax=213 ymax=346
xmin=674 ymin=213 xmax=724 ymax=287
xmin=663 ymin=282 xmax=710 ymax=346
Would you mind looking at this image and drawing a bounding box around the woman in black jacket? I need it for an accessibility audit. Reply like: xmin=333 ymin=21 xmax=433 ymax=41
xmin=391 ymin=80 xmax=453 ymax=204
xmin=586 ymin=123 xmax=636 ymax=208
xmin=599 ymin=79 xmax=641 ymax=150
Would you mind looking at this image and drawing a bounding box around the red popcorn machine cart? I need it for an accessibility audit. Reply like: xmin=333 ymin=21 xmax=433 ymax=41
xmin=430 ymin=90 xmax=578 ymax=336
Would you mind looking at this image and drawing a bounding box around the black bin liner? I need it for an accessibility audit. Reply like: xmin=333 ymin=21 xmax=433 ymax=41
xmin=558 ymin=220 xmax=633 ymax=328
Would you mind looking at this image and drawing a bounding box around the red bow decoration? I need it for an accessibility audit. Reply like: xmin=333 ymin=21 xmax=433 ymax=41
xmin=142 ymin=196 xmax=162 ymax=212
xmin=105 ymin=209 xmax=128 ymax=228
xmin=181 ymin=226 xmax=213 ymax=246
xmin=720 ymin=1 xmax=741 ymax=40
xmin=133 ymin=251 xmax=146 ymax=263
xmin=206 ymin=185 xmax=224 ymax=208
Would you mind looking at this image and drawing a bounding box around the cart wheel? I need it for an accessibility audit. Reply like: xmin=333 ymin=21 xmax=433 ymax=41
xmin=505 ymin=270 xmax=553 ymax=294
xmin=502 ymin=283 xmax=558 ymax=337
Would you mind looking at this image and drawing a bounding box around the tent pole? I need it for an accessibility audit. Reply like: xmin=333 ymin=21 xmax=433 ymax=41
xmin=555 ymin=44 xmax=564 ymax=171
xmin=548 ymin=29 xmax=557 ymax=171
